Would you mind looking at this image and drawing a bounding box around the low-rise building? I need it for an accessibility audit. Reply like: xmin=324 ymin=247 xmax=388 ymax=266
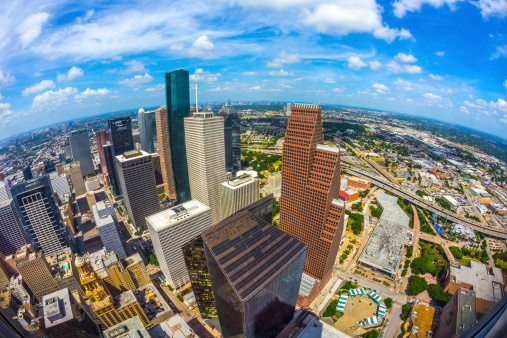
xmin=0 ymin=290 xmax=18 ymax=318
xmin=150 ymin=314 xmax=194 ymax=338
xmin=487 ymin=203 xmax=507 ymax=215
xmin=419 ymin=172 xmax=442 ymax=189
xmin=442 ymin=195 xmax=459 ymax=210
xmin=450 ymin=224 xmax=477 ymax=241
xmin=435 ymin=288 xmax=476 ymax=338
xmin=103 ymin=316 xmax=151 ymax=338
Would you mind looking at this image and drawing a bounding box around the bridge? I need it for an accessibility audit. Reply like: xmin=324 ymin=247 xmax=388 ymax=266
xmin=345 ymin=167 xmax=507 ymax=239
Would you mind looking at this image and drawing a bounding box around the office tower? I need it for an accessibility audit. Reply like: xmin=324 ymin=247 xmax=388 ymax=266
xmin=267 ymin=172 xmax=282 ymax=198
xmin=108 ymin=117 xmax=134 ymax=156
xmin=0 ymin=200 xmax=29 ymax=256
xmin=218 ymin=103 xmax=241 ymax=172
xmin=95 ymin=131 xmax=110 ymax=175
xmin=132 ymin=131 xmax=141 ymax=148
xmin=152 ymin=153 xmax=165 ymax=187
xmin=138 ymin=109 xmax=157 ymax=154
xmin=183 ymin=235 xmax=217 ymax=319
xmin=146 ymin=200 xmax=212 ymax=289
xmin=103 ymin=316 xmax=151 ymax=338
xmin=184 ymin=111 xmax=225 ymax=225
xmin=58 ymin=151 xmax=66 ymax=164
xmin=103 ymin=142 xmax=121 ymax=196
xmin=42 ymin=288 xmax=99 ymax=337
xmin=203 ymin=211 xmax=307 ymax=337
xmin=0 ymin=255 xmax=12 ymax=290
xmin=435 ymin=288 xmax=476 ymax=338
xmin=0 ymin=179 xmax=12 ymax=203
xmin=286 ymin=103 xmax=292 ymax=116
xmin=69 ymin=130 xmax=94 ymax=176
xmin=165 ymin=69 xmax=191 ymax=203
xmin=9 ymin=274 xmax=31 ymax=305
xmin=16 ymin=249 xmax=59 ymax=302
xmin=50 ymin=174 xmax=71 ymax=199
xmin=69 ymin=162 xmax=86 ymax=196
xmin=116 ymin=150 xmax=160 ymax=230
xmin=22 ymin=165 xmax=33 ymax=181
xmin=279 ymin=103 xmax=345 ymax=307
xmin=76 ymin=255 xmax=150 ymax=328
xmin=11 ymin=176 xmax=68 ymax=255
xmin=155 ymin=107 xmax=176 ymax=198
xmin=43 ymin=159 xmax=55 ymax=174
xmin=219 ymin=174 xmax=259 ymax=220
xmin=0 ymin=290 xmax=18 ymax=318
xmin=92 ymin=201 xmax=127 ymax=259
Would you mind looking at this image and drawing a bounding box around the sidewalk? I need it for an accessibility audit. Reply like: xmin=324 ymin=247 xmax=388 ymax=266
xmin=313 ymin=278 xmax=343 ymax=314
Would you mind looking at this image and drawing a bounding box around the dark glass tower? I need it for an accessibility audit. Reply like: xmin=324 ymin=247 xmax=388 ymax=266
xmin=108 ymin=117 xmax=134 ymax=156
xmin=165 ymin=69 xmax=191 ymax=204
xmin=103 ymin=142 xmax=121 ymax=196
xmin=203 ymin=212 xmax=307 ymax=338
xmin=22 ymin=165 xmax=33 ymax=181
xmin=218 ymin=104 xmax=241 ymax=173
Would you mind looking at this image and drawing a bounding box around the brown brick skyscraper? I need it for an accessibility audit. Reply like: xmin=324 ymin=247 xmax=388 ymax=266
xmin=95 ymin=131 xmax=110 ymax=175
xmin=155 ymin=107 xmax=176 ymax=199
xmin=280 ymin=103 xmax=345 ymax=307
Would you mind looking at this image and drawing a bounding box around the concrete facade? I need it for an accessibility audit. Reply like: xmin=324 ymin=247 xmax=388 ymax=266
xmin=69 ymin=130 xmax=94 ymax=176
xmin=219 ymin=173 xmax=259 ymax=220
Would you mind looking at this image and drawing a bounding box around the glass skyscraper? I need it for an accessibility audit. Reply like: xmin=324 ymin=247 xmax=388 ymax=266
xmin=218 ymin=104 xmax=241 ymax=173
xmin=165 ymin=69 xmax=191 ymax=204
xmin=138 ymin=109 xmax=157 ymax=154
xmin=108 ymin=117 xmax=134 ymax=156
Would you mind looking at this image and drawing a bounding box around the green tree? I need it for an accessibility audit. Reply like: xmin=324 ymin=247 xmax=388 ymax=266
xmin=384 ymin=298 xmax=393 ymax=309
xmin=406 ymin=246 xmax=413 ymax=258
xmin=427 ymin=284 xmax=452 ymax=306
xmin=407 ymin=275 xmax=428 ymax=295
xmin=362 ymin=330 xmax=379 ymax=338
xmin=323 ymin=299 xmax=339 ymax=317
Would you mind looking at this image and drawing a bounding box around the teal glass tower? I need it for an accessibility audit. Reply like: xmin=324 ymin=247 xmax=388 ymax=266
xmin=165 ymin=69 xmax=191 ymax=203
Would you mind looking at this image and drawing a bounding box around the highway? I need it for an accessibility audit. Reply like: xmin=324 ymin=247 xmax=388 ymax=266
xmin=345 ymin=167 xmax=507 ymax=239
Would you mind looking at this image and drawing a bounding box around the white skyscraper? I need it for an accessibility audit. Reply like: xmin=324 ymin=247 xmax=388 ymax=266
xmin=0 ymin=200 xmax=29 ymax=256
xmin=0 ymin=180 xmax=12 ymax=203
xmin=184 ymin=112 xmax=225 ymax=225
xmin=92 ymin=200 xmax=126 ymax=259
xmin=146 ymin=200 xmax=212 ymax=289
xmin=50 ymin=175 xmax=71 ymax=198
xmin=219 ymin=173 xmax=260 ymax=220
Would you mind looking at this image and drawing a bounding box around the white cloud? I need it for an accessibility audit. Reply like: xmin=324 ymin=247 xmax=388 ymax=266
xmin=407 ymin=98 xmax=413 ymax=102
xmin=460 ymin=106 xmax=470 ymax=114
xmin=395 ymin=52 xmax=418 ymax=63
xmin=300 ymin=1 xmax=412 ymax=43
xmin=22 ymin=80 xmax=55 ymax=96
xmin=369 ymin=61 xmax=382 ymax=71
xmin=75 ymin=88 xmax=110 ymax=99
xmin=504 ymin=79 xmax=507 ymax=90
xmin=33 ymin=71 xmax=42 ymax=77
xmin=372 ymin=83 xmax=389 ymax=93
xmin=145 ymin=84 xmax=164 ymax=92
xmin=347 ymin=56 xmax=367 ymax=70
xmin=429 ymin=74 xmax=444 ymax=80
xmin=488 ymin=98 xmax=507 ymax=114
xmin=32 ymin=87 xmax=77 ymax=108
xmin=189 ymin=35 xmax=215 ymax=58
xmin=120 ymin=61 xmax=146 ymax=74
xmin=332 ymin=87 xmax=345 ymax=93
xmin=435 ymin=51 xmax=445 ymax=56
xmin=57 ymin=67 xmax=84 ymax=82
xmin=475 ymin=0 xmax=507 ymax=18
xmin=439 ymin=88 xmax=453 ymax=94
xmin=387 ymin=61 xmax=421 ymax=74
xmin=16 ymin=12 xmax=49 ymax=48
xmin=0 ymin=71 xmax=15 ymax=88
xmin=243 ymin=71 xmax=257 ymax=76
xmin=394 ymin=78 xmax=417 ymax=90
xmin=0 ymin=102 xmax=14 ymax=124
xmin=250 ymin=86 xmax=261 ymax=90
xmin=267 ymin=51 xmax=301 ymax=68
xmin=324 ymin=78 xmax=336 ymax=84
xmin=393 ymin=0 xmax=461 ymax=18
xmin=118 ymin=73 xmax=154 ymax=87
xmin=170 ymin=44 xmax=185 ymax=51
xmin=190 ymin=68 xmax=222 ymax=82
xmin=423 ymin=92 xmax=454 ymax=107
xmin=268 ymin=69 xmax=295 ymax=76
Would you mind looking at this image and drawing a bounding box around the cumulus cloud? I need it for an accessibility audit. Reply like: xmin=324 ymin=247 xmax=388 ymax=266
xmin=393 ymin=0 xmax=461 ymax=18
xmin=324 ymin=78 xmax=336 ymax=84
xmin=32 ymin=87 xmax=77 ymax=108
xmin=118 ymin=73 xmax=154 ymax=87
xmin=439 ymin=88 xmax=453 ymax=94
xmin=120 ymin=61 xmax=146 ymax=74
xmin=57 ymin=67 xmax=84 ymax=82
xmin=0 ymin=71 xmax=15 ymax=88
xmin=423 ymin=92 xmax=453 ymax=107
xmin=0 ymin=102 xmax=13 ymax=123
xmin=372 ymin=83 xmax=389 ymax=93
xmin=460 ymin=106 xmax=470 ymax=114
xmin=243 ymin=71 xmax=257 ymax=76
xmin=429 ymin=74 xmax=444 ymax=80
xmin=22 ymin=80 xmax=55 ymax=96
xmin=387 ymin=61 xmax=422 ymax=74
xmin=268 ymin=69 xmax=295 ymax=76
xmin=75 ymin=88 xmax=110 ymax=99
xmin=170 ymin=44 xmax=185 ymax=51
xmin=16 ymin=12 xmax=49 ymax=47
xmin=407 ymin=98 xmax=413 ymax=102
xmin=189 ymin=35 xmax=215 ymax=58
xmin=394 ymin=78 xmax=417 ymax=90
xmin=435 ymin=51 xmax=445 ymax=56
xmin=475 ymin=0 xmax=507 ymax=18
xmin=250 ymin=86 xmax=261 ymax=90
xmin=347 ymin=56 xmax=367 ymax=70
xmin=332 ymin=87 xmax=345 ymax=93
xmin=369 ymin=61 xmax=382 ymax=71
xmin=190 ymin=68 xmax=221 ymax=82
xmin=395 ymin=52 xmax=418 ymax=63
xmin=145 ymin=84 xmax=164 ymax=92
xmin=267 ymin=51 xmax=301 ymax=68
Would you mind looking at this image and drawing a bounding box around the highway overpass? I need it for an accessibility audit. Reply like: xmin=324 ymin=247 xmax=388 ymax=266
xmin=345 ymin=167 xmax=507 ymax=239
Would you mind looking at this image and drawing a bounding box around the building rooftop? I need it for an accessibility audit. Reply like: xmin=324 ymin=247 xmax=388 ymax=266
xmin=125 ymin=253 xmax=143 ymax=268
xmin=316 ymin=144 xmax=341 ymax=153
xmin=298 ymin=316 xmax=351 ymax=337
xmin=0 ymin=291 xmax=12 ymax=310
xmin=92 ymin=200 xmax=115 ymax=228
xmin=114 ymin=290 xmax=138 ymax=309
xmin=0 ymin=199 xmax=12 ymax=208
xmin=203 ymin=211 xmax=307 ymax=301
xmin=149 ymin=314 xmax=196 ymax=338
xmin=103 ymin=316 xmax=150 ymax=338
xmin=358 ymin=192 xmax=410 ymax=275
xmin=449 ymin=260 xmax=504 ymax=302
xmin=222 ymin=173 xmax=255 ymax=189
xmin=42 ymin=288 xmax=74 ymax=329
xmin=410 ymin=303 xmax=435 ymax=337
xmin=48 ymin=248 xmax=74 ymax=281
xmin=116 ymin=149 xmax=149 ymax=162
xmin=454 ymin=289 xmax=477 ymax=336
xmin=146 ymin=199 xmax=210 ymax=232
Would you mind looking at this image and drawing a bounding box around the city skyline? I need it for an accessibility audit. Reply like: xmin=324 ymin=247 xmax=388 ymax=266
xmin=0 ymin=0 xmax=506 ymax=140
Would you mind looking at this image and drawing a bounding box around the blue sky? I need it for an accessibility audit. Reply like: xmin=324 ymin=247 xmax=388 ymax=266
xmin=0 ymin=0 xmax=506 ymax=139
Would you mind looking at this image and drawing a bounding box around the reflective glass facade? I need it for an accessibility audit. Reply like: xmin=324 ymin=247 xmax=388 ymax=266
xmin=165 ymin=69 xmax=191 ymax=204
xmin=218 ymin=105 xmax=241 ymax=173
xmin=103 ymin=143 xmax=121 ymax=196
xmin=108 ymin=117 xmax=134 ymax=156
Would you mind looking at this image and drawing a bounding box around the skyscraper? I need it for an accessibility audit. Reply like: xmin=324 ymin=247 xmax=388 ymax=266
xmin=165 ymin=69 xmax=191 ymax=203
xmin=138 ymin=109 xmax=157 ymax=154
xmin=22 ymin=165 xmax=33 ymax=181
xmin=184 ymin=111 xmax=225 ymax=225
xmin=92 ymin=201 xmax=127 ymax=260
xmin=70 ymin=162 xmax=87 ymax=196
xmin=69 ymin=130 xmax=94 ymax=176
xmin=108 ymin=117 xmax=134 ymax=156
xmin=146 ymin=199 xmax=212 ymax=289
xmin=0 ymin=179 xmax=12 ymax=203
xmin=203 ymin=211 xmax=307 ymax=337
xmin=95 ymin=131 xmax=110 ymax=175
xmin=218 ymin=103 xmax=241 ymax=173
xmin=219 ymin=173 xmax=259 ymax=220
xmin=279 ymin=103 xmax=345 ymax=307
xmin=11 ymin=176 xmax=69 ymax=255
xmin=0 ymin=200 xmax=28 ymax=256
xmin=155 ymin=107 xmax=176 ymax=199
xmin=115 ymin=150 xmax=160 ymax=230
xmin=16 ymin=248 xmax=59 ymax=302
xmin=103 ymin=142 xmax=121 ymax=196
